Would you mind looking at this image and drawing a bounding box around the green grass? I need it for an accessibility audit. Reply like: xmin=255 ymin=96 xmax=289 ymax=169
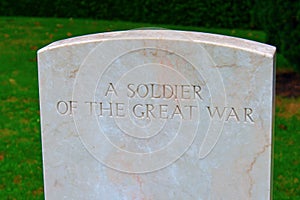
xmin=274 ymin=97 xmax=300 ymax=199
xmin=0 ymin=17 xmax=299 ymax=199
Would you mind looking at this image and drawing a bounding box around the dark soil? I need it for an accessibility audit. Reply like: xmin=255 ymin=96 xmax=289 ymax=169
xmin=276 ymin=71 xmax=300 ymax=98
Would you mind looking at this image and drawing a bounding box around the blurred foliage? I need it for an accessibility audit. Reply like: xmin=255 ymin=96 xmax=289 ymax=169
xmin=254 ymin=0 xmax=300 ymax=71
xmin=0 ymin=0 xmax=254 ymax=28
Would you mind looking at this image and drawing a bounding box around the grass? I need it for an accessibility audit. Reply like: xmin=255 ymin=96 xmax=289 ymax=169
xmin=274 ymin=96 xmax=300 ymax=199
xmin=0 ymin=17 xmax=299 ymax=199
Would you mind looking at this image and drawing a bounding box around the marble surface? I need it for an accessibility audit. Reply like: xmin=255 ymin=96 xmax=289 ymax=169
xmin=38 ymin=30 xmax=276 ymax=199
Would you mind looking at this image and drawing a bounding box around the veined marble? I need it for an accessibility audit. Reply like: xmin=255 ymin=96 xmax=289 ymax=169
xmin=38 ymin=30 xmax=275 ymax=199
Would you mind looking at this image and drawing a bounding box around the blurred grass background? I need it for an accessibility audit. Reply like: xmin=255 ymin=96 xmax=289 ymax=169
xmin=0 ymin=17 xmax=299 ymax=199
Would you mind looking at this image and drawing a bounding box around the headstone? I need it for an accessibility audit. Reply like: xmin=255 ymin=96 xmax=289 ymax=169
xmin=38 ymin=30 xmax=275 ymax=199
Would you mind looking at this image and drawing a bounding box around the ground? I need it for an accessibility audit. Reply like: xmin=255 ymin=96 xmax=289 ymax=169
xmin=276 ymin=71 xmax=300 ymax=98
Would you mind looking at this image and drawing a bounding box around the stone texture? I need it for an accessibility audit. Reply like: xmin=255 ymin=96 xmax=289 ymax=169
xmin=38 ymin=30 xmax=275 ymax=199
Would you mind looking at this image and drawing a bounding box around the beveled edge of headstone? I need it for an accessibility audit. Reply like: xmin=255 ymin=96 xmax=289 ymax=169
xmin=38 ymin=30 xmax=276 ymax=58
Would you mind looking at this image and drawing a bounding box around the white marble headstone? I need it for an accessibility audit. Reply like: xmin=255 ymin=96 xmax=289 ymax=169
xmin=38 ymin=30 xmax=275 ymax=199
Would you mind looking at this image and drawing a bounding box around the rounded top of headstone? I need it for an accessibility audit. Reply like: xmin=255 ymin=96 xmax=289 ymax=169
xmin=38 ymin=30 xmax=276 ymax=58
